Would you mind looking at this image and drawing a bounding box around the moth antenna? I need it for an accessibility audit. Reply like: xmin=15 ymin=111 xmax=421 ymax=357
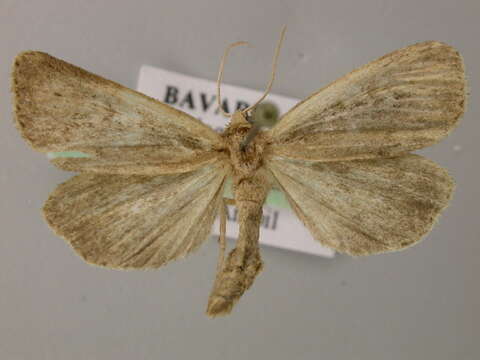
xmin=242 ymin=25 xmax=287 ymax=114
xmin=216 ymin=41 xmax=250 ymax=117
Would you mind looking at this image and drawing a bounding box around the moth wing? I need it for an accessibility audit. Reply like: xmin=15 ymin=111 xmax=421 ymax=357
xmin=267 ymin=41 xmax=466 ymax=162
xmin=43 ymin=163 xmax=226 ymax=269
xmin=12 ymin=51 xmax=225 ymax=174
xmin=266 ymin=155 xmax=454 ymax=255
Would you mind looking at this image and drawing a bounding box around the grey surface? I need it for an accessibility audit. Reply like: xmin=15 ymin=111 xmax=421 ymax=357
xmin=1 ymin=0 xmax=479 ymax=359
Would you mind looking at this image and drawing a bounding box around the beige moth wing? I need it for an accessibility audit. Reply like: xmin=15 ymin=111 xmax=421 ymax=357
xmin=264 ymin=41 xmax=466 ymax=255
xmin=43 ymin=163 xmax=227 ymax=269
xmin=267 ymin=155 xmax=454 ymax=255
xmin=12 ymin=51 xmax=227 ymax=175
xmin=12 ymin=51 xmax=230 ymax=268
xmin=268 ymin=41 xmax=465 ymax=161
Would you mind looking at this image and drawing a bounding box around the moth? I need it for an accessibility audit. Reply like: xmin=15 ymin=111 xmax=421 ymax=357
xmin=11 ymin=28 xmax=466 ymax=317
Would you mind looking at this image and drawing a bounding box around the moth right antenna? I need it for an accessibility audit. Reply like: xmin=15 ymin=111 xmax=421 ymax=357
xmin=242 ymin=25 xmax=287 ymax=115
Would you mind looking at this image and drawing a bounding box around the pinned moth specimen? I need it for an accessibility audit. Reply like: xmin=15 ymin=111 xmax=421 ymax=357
xmin=12 ymin=27 xmax=466 ymax=317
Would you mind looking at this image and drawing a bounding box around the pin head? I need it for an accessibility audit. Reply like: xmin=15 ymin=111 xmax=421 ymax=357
xmin=251 ymin=102 xmax=279 ymax=128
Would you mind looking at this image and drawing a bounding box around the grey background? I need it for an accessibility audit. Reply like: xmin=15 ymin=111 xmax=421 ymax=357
xmin=1 ymin=0 xmax=479 ymax=359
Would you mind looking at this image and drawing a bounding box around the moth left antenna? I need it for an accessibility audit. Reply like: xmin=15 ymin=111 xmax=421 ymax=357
xmin=216 ymin=41 xmax=250 ymax=117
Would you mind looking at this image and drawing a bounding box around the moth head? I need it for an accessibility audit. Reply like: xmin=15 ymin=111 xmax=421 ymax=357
xmin=223 ymin=111 xmax=251 ymax=142
xmin=216 ymin=26 xmax=286 ymax=151
xmin=229 ymin=111 xmax=251 ymax=129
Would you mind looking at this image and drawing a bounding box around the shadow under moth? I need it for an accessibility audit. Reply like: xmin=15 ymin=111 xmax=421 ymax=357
xmin=11 ymin=28 xmax=466 ymax=317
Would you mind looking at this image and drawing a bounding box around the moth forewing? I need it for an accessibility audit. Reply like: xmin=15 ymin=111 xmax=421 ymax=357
xmin=12 ymin=51 xmax=226 ymax=175
xmin=267 ymin=41 xmax=466 ymax=162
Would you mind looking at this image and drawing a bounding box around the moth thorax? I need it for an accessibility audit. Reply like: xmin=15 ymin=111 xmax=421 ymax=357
xmin=225 ymin=111 xmax=266 ymax=178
